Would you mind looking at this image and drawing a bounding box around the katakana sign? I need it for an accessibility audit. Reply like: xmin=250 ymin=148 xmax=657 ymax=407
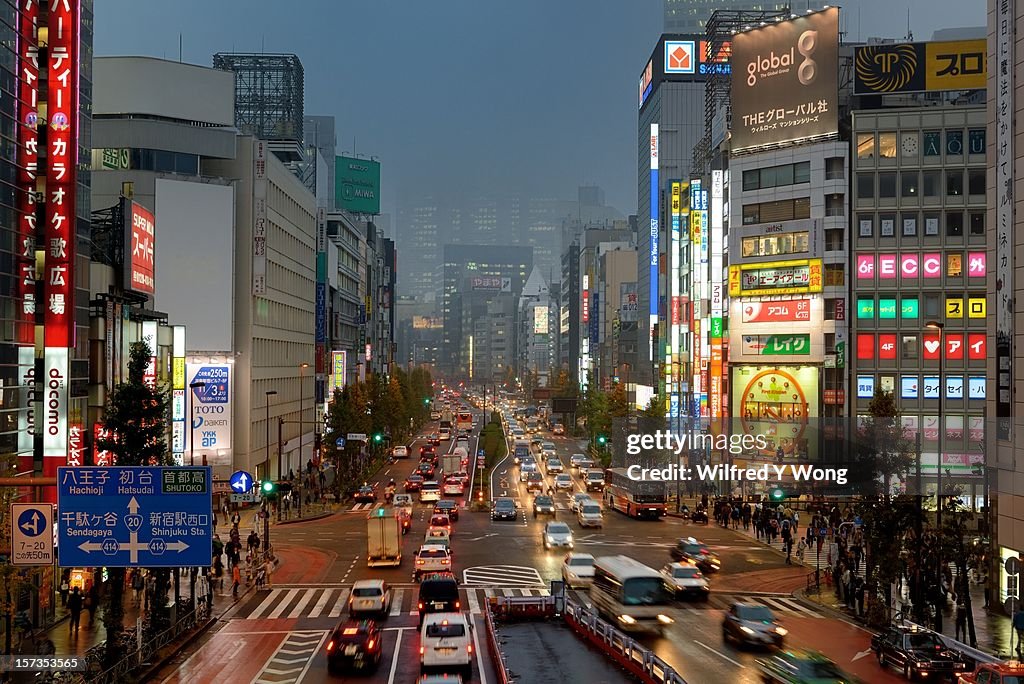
xmin=57 ymin=467 xmax=213 ymax=568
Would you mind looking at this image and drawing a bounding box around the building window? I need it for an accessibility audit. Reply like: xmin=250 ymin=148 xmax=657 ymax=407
xmin=924 ymin=212 xmax=940 ymax=236
xmin=901 ymin=213 xmax=917 ymax=236
xmin=857 ymin=173 xmax=874 ymax=199
xmin=825 ymin=228 xmax=844 ymax=251
xmin=741 ymin=198 xmax=811 ymax=224
xmin=825 ymin=156 xmax=845 ymax=180
xmin=741 ymin=231 xmax=809 ymax=257
xmin=824 ymin=263 xmax=844 ymax=287
xmin=902 ymin=335 xmax=918 ymax=359
xmin=922 ymin=170 xmax=940 ymax=198
xmin=901 ymin=171 xmax=918 ymax=198
xmin=878 ymin=132 xmax=897 ymax=158
xmin=742 ymin=161 xmax=811 ymax=190
xmin=857 ymin=215 xmax=873 ymax=238
xmin=969 ymin=212 xmax=985 ymax=235
xmin=924 ymin=294 xmax=940 ymax=317
xmin=857 ymin=133 xmax=875 ymax=160
xmin=968 ymin=168 xmax=985 ymax=195
xmin=968 ymin=129 xmax=986 ymax=154
xmin=946 ymin=169 xmax=964 ymax=196
xmin=923 ymin=131 xmax=941 ymax=156
xmin=824 ymin=333 xmax=836 ymax=353
xmin=825 ymin=193 xmax=845 ymax=217
xmin=946 ymin=211 xmax=964 ymax=237
xmin=880 ymin=214 xmax=896 ymax=237
xmin=879 ymin=172 xmax=897 ymax=198
xmin=946 ymin=130 xmax=964 ymax=157
xmin=824 ymin=298 xmax=837 ymax=319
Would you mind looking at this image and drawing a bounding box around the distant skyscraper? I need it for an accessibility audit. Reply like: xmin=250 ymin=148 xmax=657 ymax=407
xmin=663 ymin=0 xmax=788 ymax=32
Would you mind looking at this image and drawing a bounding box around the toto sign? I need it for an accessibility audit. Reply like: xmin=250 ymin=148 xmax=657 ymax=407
xmin=187 ymin=363 xmax=232 ymax=454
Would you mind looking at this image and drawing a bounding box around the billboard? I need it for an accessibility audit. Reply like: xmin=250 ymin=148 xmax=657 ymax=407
xmin=640 ymin=34 xmax=732 ymax=110
xmin=728 ymin=259 xmax=823 ymax=297
xmin=186 ymin=363 xmax=232 ymax=461
xmin=124 ymin=200 xmax=156 ymax=296
xmin=534 ymin=304 xmax=549 ymax=334
xmin=329 ymin=351 xmax=347 ymax=396
xmin=854 ymin=39 xmax=986 ymax=95
xmin=471 ymin=276 xmax=511 ymax=292
xmin=730 ymin=7 xmax=839 ymax=151
xmin=732 ymin=365 xmax=819 ymax=460
xmin=336 ymin=156 xmax=381 ymax=215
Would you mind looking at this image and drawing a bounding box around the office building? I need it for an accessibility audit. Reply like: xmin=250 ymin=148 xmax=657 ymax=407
xmin=663 ymin=0 xmax=787 ymax=33
xmin=517 ymin=268 xmax=556 ymax=388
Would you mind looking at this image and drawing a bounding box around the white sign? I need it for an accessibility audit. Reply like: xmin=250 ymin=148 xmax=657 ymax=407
xmin=996 ymin=0 xmax=1015 ymax=440
xmin=230 ymin=492 xmax=261 ymax=503
xmin=11 ymin=503 xmax=54 ymax=566
xmin=17 ymin=346 xmax=35 ymax=458
xmin=186 ymin=363 xmax=233 ymax=465
xmin=347 ymin=433 xmax=367 ymax=442
xmin=252 ymin=140 xmax=268 ymax=295
xmin=42 ymin=347 xmax=69 ymax=458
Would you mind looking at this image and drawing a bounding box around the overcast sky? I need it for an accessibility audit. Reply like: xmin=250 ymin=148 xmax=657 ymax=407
xmin=95 ymin=0 xmax=986 ymax=215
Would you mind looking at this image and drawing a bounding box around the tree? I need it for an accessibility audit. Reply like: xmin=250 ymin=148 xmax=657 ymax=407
xmin=856 ymin=495 xmax=923 ymax=627
xmin=96 ymin=341 xmax=171 ymax=664
xmin=0 ymin=452 xmax=29 ymax=656
xmin=858 ymin=390 xmax=915 ymax=498
xmin=640 ymin=393 xmax=665 ymax=420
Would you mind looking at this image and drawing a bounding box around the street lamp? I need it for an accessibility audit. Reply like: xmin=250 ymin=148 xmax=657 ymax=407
xmin=265 ymin=390 xmax=278 ymax=479
xmin=188 ymin=381 xmax=206 ymax=466
xmin=926 ymin=319 xmax=944 ymax=632
xmin=299 ymin=363 xmax=309 ymax=475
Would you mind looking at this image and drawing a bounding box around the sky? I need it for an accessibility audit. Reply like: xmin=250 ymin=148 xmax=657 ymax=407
xmin=95 ymin=0 xmax=986 ymax=217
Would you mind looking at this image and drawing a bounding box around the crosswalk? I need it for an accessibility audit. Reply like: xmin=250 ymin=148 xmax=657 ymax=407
xmin=235 ymin=585 xmax=823 ymax=621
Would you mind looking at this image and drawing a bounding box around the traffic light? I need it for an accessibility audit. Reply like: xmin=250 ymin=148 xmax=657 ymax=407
xmin=769 ymin=487 xmax=786 ymax=502
xmin=597 ymin=435 xmax=608 ymax=446
xmin=373 ymin=432 xmax=385 ymax=444
xmin=423 ymin=398 xmax=431 ymax=405
xmin=261 ymin=480 xmax=278 ymax=499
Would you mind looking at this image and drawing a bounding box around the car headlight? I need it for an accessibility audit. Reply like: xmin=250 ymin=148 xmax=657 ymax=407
xmin=618 ymin=615 xmax=636 ymax=624
xmin=740 ymin=626 xmax=755 ymax=635
xmin=915 ymin=661 xmax=928 ymax=669
xmin=775 ymin=627 xmax=788 ymax=636
xmin=657 ymin=614 xmax=674 ymax=625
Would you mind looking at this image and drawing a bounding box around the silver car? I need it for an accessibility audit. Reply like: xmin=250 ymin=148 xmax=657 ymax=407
xmin=542 ymin=522 xmax=574 ymax=550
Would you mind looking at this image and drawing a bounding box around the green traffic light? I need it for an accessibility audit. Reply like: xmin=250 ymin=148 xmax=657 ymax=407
xmin=423 ymin=398 xmax=430 ymax=405
xmin=261 ymin=481 xmax=274 ymax=493
xmin=373 ymin=433 xmax=384 ymax=443
xmin=597 ymin=435 xmax=607 ymax=445
xmin=770 ymin=488 xmax=785 ymax=501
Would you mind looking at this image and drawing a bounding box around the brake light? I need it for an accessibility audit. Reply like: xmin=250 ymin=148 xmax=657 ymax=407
xmin=418 ymin=602 xmax=424 ymax=610
xmin=367 ymin=639 xmax=375 ymax=650
xmin=326 ymin=640 xmax=334 ymax=651
xmin=455 ymin=601 xmax=461 ymax=609
xmin=467 ymin=644 xmax=473 ymax=654
xmin=420 ymin=647 xmax=425 ymax=655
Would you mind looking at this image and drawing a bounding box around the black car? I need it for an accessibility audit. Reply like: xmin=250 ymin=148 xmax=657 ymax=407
xmin=722 ymin=603 xmax=786 ymax=650
xmin=421 ymin=444 xmax=438 ymax=458
xmin=433 ymin=499 xmax=460 ymax=521
xmin=326 ymin=619 xmax=383 ymax=674
xmin=417 ymin=572 xmax=460 ymax=627
xmin=670 ymin=538 xmax=721 ymax=573
xmin=492 ymin=498 xmax=517 ymax=520
xmin=871 ymin=625 xmax=971 ymax=680
xmin=354 ymin=485 xmax=376 ymax=503
xmin=417 ymin=462 xmax=436 ymax=479
xmin=533 ymin=495 xmax=556 ymax=517
xmin=404 ymin=474 xmax=424 ymax=492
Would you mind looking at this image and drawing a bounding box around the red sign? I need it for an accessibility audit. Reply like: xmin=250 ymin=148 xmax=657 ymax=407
xmin=856 ymin=333 xmax=874 ymax=360
xmin=94 ymin=423 xmax=114 ymax=466
xmin=67 ymin=423 xmax=84 ymax=466
xmin=16 ymin=0 xmax=39 ymax=345
xmin=945 ymin=333 xmax=964 ymax=360
xmin=126 ymin=201 xmax=155 ymax=295
xmin=741 ymin=299 xmax=811 ymax=323
xmin=582 ymin=289 xmax=589 ymax=324
xmin=878 ymin=334 xmax=897 ymax=360
xmin=923 ymin=334 xmax=941 ymax=360
xmin=968 ymin=334 xmax=986 ymax=360
xmin=834 ymin=298 xmax=845 ymax=321
xmin=671 ymin=296 xmax=681 ymax=325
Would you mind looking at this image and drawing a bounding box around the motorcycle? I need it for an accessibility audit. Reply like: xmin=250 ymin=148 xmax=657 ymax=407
xmin=384 ymin=486 xmax=396 ymax=504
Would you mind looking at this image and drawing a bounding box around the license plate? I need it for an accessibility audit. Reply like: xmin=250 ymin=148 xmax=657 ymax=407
xmin=436 ymin=647 xmax=457 ymax=655
xmin=344 ymin=645 xmax=358 ymax=655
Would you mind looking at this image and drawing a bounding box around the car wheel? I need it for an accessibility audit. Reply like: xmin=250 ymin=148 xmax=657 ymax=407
xmin=903 ymin=663 xmax=913 ymax=681
xmin=877 ymin=651 xmax=884 ymax=667
xmin=722 ymin=627 xmax=731 ymax=643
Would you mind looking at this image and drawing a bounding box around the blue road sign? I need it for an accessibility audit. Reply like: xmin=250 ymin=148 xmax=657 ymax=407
xmin=229 ymin=470 xmax=254 ymax=493
xmin=477 ymin=449 xmax=485 ymax=457
xmin=818 ymin=527 xmax=828 ymax=538
xmin=335 ymin=437 xmax=346 ymax=448
xmin=57 ymin=467 xmax=213 ymax=568
xmin=17 ymin=508 xmax=47 ymax=537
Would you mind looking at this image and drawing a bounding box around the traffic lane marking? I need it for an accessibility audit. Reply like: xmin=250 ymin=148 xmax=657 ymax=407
xmin=781 ymin=615 xmax=904 ymax=682
xmin=158 ymin=629 xmax=287 ymax=683
xmin=694 ymin=639 xmax=746 ymax=668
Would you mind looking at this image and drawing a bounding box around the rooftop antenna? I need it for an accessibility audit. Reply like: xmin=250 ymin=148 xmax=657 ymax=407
xmin=178 ymin=34 xmax=182 ymax=63
xmin=906 ymin=8 xmax=913 ymax=41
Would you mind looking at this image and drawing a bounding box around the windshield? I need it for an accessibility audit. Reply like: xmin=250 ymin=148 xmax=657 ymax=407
xmin=557 ymin=474 xmax=571 ymax=481
xmin=535 ymin=496 xmax=553 ymax=505
xmin=421 ymin=483 xmax=439 ymax=490
xmin=673 ymin=567 xmax=699 ymax=578
xmin=737 ymin=605 xmax=774 ymax=621
xmin=426 ymin=623 xmax=466 ymax=638
xmin=353 ymin=587 xmax=382 ymax=597
xmin=569 ymin=557 xmax=593 ymax=567
xmin=419 ymin=549 xmax=448 ymax=559
xmin=496 ymin=500 xmax=514 ymax=510
xmin=802 ymin=661 xmax=847 ymax=678
xmin=621 ymin=577 xmax=669 ymax=606
xmin=906 ymin=633 xmax=944 ymax=649
xmin=581 ymin=505 xmax=601 ymax=515
xmin=547 ymin=523 xmax=571 ymax=534
xmin=587 ymin=472 xmax=604 ymax=480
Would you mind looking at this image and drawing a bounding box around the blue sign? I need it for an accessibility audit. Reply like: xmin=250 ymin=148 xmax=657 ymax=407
xmin=818 ymin=528 xmax=828 ymax=538
xmin=477 ymin=449 xmax=485 ymax=457
xmin=335 ymin=437 xmax=346 ymax=448
xmin=57 ymin=467 xmax=213 ymax=568
xmin=229 ymin=470 xmax=254 ymax=493
xmin=190 ymin=366 xmax=229 ymax=403
xmin=315 ymin=283 xmax=327 ymax=345
xmin=17 ymin=508 xmax=47 ymax=537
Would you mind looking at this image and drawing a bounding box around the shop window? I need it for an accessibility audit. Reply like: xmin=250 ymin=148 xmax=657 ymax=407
xmin=857 ymin=133 xmax=875 ymax=160
xmin=879 ymin=172 xmax=896 ymax=198
xmin=879 ymin=132 xmax=897 ymax=158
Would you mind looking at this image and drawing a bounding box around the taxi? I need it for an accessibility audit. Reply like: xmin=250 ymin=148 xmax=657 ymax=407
xmin=959 ymin=660 xmax=1024 ymax=683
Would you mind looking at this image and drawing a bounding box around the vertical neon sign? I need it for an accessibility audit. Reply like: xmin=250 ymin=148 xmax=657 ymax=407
xmin=649 ymin=124 xmax=659 ymax=362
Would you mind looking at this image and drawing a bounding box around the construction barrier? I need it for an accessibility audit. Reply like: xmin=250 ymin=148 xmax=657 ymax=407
xmin=483 ymin=600 xmax=511 ymax=684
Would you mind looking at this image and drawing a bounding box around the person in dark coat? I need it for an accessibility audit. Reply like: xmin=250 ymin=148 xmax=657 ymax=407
xmin=67 ymin=587 xmax=83 ymax=633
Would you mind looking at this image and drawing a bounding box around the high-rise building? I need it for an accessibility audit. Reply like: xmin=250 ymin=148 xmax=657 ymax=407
xmin=302 ymin=115 xmax=337 ymax=204
xmin=518 ymin=268 xmax=556 ymax=388
xmin=663 ymin=0 xmax=787 ymax=33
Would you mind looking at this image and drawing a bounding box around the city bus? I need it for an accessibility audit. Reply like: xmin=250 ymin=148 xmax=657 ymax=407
xmin=589 ymin=555 xmax=674 ymax=635
xmin=456 ymin=411 xmax=473 ymax=433
xmin=604 ymin=468 xmax=667 ymax=519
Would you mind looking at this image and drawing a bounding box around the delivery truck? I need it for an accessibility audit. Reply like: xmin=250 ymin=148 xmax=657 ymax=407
xmin=442 ymin=450 xmax=465 ymax=479
xmin=366 ymin=507 xmax=402 ymax=567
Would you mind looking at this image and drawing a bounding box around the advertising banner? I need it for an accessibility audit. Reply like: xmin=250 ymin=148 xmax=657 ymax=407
xmin=470 ymin=276 xmax=511 ymax=291
xmin=741 ymin=299 xmax=811 ymax=323
xmin=186 ymin=364 xmax=232 ymax=459
xmin=996 ymin=0 xmax=1015 ymax=440
xmin=729 ymin=259 xmax=823 ymax=297
xmin=329 ymin=351 xmax=347 ymax=396
xmin=732 ymin=365 xmax=819 ymax=460
xmin=124 ymin=200 xmax=155 ymax=296
xmin=16 ymin=0 xmax=38 ymax=347
xmin=253 ymin=140 xmax=267 ymax=295
xmin=854 ymin=39 xmax=986 ymax=95
xmin=533 ymin=304 xmax=549 ymax=334
xmin=336 ymin=156 xmax=381 ymax=215
xmin=620 ymin=283 xmax=638 ymax=323
xmin=731 ymin=7 xmax=839 ymax=150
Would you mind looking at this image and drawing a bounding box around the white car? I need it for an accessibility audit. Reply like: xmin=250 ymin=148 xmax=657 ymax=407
xmin=420 ymin=612 xmax=473 ymax=679
xmin=420 ymin=482 xmax=441 ymax=503
xmin=443 ymin=478 xmax=465 ymax=496
xmin=392 ymin=445 xmax=409 ymax=458
xmin=554 ymin=473 xmax=573 ymax=491
xmin=543 ymin=522 xmax=574 ymax=550
xmin=577 ymin=501 xmax=603 ymax=528
xmin=562 ymin=553 xmax=595 ymax=588
xmin=661 ymin=562 xmax=710 ymax=601
xmin=415 ymin=544 xmax=452 ymax=579
xmin=546 ymin=457 xmax=564 ymax=474
xmin=348 ymin=579 xmax=392 ymax=616
xmin=541 ymin=443 xmax=557 ymax=458
xmin=424 ymin=528 xmax=451 ymax=549
xmin=570 ymin=493 xmax=593 ymax=513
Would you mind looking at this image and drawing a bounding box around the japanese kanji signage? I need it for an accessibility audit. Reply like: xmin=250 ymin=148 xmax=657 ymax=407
xmin=731 ymin=7 xmax=839 ymax=150
xmin=854 ymin=39 xmax=986 ymax=95
xmin=16 ymin=0 xmax=39 ymax=346
xmin=252 ymin=140 xmax=267 ymax=295
xmin=57 ymin=467 xmax=213 ymax=568
xmin=123 ymin=199 xmax=155 ymax=295
xmin=728 ymin=259 xmax=823 ymax=297
xmin=741 ymin=334 xmax=811 ymax=356
xmin=996 ymin=0 xmax=1014 ymax=440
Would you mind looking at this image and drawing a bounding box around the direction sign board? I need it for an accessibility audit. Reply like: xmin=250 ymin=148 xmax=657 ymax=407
xmin=477 ymin=456 xmax=485 ymax=468
xmin=347 ymin=433 xmax=367 ymax=442
xmin=57 ymin=467 xmax=213 ymax=568
xmin=11 ymin=503 xmax=54 ymax=566
xmin=229 ymin=470 xmax=254 ymax=493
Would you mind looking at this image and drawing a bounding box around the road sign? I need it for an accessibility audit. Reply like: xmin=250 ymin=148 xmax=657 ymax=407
xmin=347 ymin=433 xmax=367 ymax=442
xmin=11 ymin=503 xmax=54 ymax=566
xmin=818 ymin=527 xmax=828 ymax=538
xmin=229 ymin=470 xmax=254 ymax=493
xmin=57 ymin=466 xmax=213 ymax=568
xmin=230 ymin=492 xmax=261 ymax=504
xmin=335 ymin=437 xmax=346 ymax=448
xmin=477 ymin=456 xmax=485 ymax=468
xmin=477 ymin=449 xmax=485 ymax=457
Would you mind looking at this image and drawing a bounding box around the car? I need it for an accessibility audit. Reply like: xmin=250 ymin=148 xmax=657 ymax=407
xmin=451 ymin=471 xmax=470 ymax=486
xmin=567 ymin=493 xmax=590 ymax=513
xmin=531 ymin=438 xmax=544 ymax=450
xmin=552 ymin=423 xmax=565 ymax=435
xmin=584 ymin=469 xmax=605 ymax=492
xmin=421 ymin=444 xmax=437 ymax=458
xmin=492 ymin=498 xmax=517 ymax=521
xmin=417 ymin=462 xmax=436 ymax=479
xmin=405 ymin=474 xmax=425 ymax=492
xmin=660 ymin=562 xmax=709 ymax=601
xmin=420 ymin=481 xmax=441 ymax=503
xmin=542 ymin=521 xmax=574 ymax=550
xmin=553 ymin=473 xmax=573 ymax=491
xmin=394 ymin=493 xmax=414 ymax=514
xmin=421 ymin=451 xmax=440 ymax=467
xmin=546 ymin=457 xmax=564 ymax=474
xmin=326 ymin=618 xmax=383 ymax=674
xmin=577 ymin=501 xmax=603 ymax=528
xmin=691 ymin=505 xmax=709 ymax=525
xmin=519 ymin=461 xmax=538 ymax=482
xmin=424 ymin=527 xmax=451 ymax=549
xmin=541 ymin=442 xmax=557 ymax=458
xmin=430 ymin=433 xmax=442 ymax=446
xmin=443 ymin=477 xmax=465 ymax=496
xmin=958 ymin=660 xmax=1024 ymax=683
xmin=392 ymin=445 xmax=409 ymax=458
xmin=418 ymin=674 xmax=464 ymax=684
xmin=871 ymin=625 xmax=971 ymax=680
xmin=354 ymin=484 xmax=376 ymax=503
xmin=417 ymin=572 xmax=461 ymax=627
xmin=533 ymin=495 xmax=556 ymax=517
xmin=420 ymin=613 xmax=473 ymax=679
xmin=348 ymin=579 xmax=393 ymax=616
xmin=525 ymin=472 xmax=545 ymax=493
xmin=430 ymin=411 xmax=442 ymax=420
xmin=722 ymin=603 xmax=787 ymax=649
xmin=671 ymin=537 xmax=721 ymax=574
xmin=428 ymin=514 xmax=452 ymax=533
xmin=754 ymin=649 xmax=857 ymax=684
xmin=561 ymin=553 xmax=595 ymax=588
xmin=414 ymin=544 xmax=452 ymax=580
xmin=433 ymin=499 xmax=460 ymax=521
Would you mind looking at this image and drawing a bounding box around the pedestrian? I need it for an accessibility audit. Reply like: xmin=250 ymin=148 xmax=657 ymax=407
xmin=955 ymin=597 xmax=968 ymax=642
xmin=792 ymin=510 xmax=800 ymax=533
xmin=796 ymin=538 xmax=806 ymax=563
xmin=853 ymin=576 xmax=865 ymax=617
xmin=231 ymin=511 xmax=241 ymax=530
xmin=247 ymin=530 xmax=259 ymax=555
xmin=145 ymin=574 xmax=156 ymax=612
xmin=85 ymin=584 xmax=98 ymax=625
xmin=784 ymin=536 xmax=793 ymax=564
xmin=232 ymin=563 xmax=241 ymax=598
xmin=1013 ymin=608 xmax=1024 ymax=655
xmin=132 ymin=571 xmax=144 ymax=606
xmin=213 ymin=555 xmax=225 ymax=593
xmin=67 ymin=587 xmax=83 ymax=633
xmin=59 ymin=574 xmax=69 ymax=607
xmin=842 ymin=566 xmax=853 ymax=609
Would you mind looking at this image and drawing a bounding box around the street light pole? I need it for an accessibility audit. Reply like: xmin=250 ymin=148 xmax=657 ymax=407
xmin=265 ymin=390 xmax=278 ymax=479
xmin=299 ymin=363 xmax=309 ymax=478
xmin=926 ymin=320 xmax=944 ymax=633
xmin=189 ymin=381 xmax=206 ymax=466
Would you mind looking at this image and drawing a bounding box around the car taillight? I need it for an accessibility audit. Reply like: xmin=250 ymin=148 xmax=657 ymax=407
xmin=467 ymin=644 xmax=473 ymax=654
xmin=326 ymin=640 xmax=334 ymax=651
xmin=455 ymin=601 xmax=460 ymax=609
xmin=418 ymin=602 xmax=424 ymax=610
xmin=417 ymin=559 xmax=424 ymax=565
xmin=367 ymin=639 xmax=375 ymax=650
xmin=420 ymin=647 xmax=425 ymax=655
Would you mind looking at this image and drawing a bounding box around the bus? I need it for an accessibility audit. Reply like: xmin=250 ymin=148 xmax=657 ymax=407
xmin=604 ymin=468 xmax=667 ymax=519
xmin=456 ymin=411 xmax=473 ymax=433
xmin=589 ymin=555 xmax=674 ymax=634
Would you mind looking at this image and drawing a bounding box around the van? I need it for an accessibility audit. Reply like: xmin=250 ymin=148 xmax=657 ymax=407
xmin=416 ymin=572 xmax=460 ymax=626
xmin=419 ymin=612 xmax=473 ymax=679
xmin=585 ymin=469 xmax=605 ymax=492
xmin=578 ymin=502 xmax=603 ymax=528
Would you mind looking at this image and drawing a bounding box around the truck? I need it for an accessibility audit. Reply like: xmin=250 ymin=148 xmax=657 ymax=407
xmin=439 ymin=410 xmax=454 ymax=440
xmin=442 ymin=449 xmax=465 ymax=478
xmin=366 ymin=507 xmax=402 ymax=567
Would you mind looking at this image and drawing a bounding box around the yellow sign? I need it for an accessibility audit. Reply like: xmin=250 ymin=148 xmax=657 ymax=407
xmin=925 ymin=40 xmax=987 ymax=92
xmin=968 ymin=297 xmax=986 ymax=318
xmin=854 ymin=39 xmax=986 ymax=94
xmin=172 ymin=358 xmax=185 ymax=389
xmin=946 ymin=297 xmax=963 ymax=318
xmin=690 ymin=211 xmax=701 ymax=244
xmin=671 ymin=182 xmax=681 ymax=213
xmin=728 ymin=259 xmax=824 ymax=297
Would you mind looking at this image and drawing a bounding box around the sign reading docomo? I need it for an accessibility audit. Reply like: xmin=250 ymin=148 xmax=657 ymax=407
xmin=187 ymin=363 xmax=232 ymax=459
xmin=731 ymin=7 xmax=839 ymax=151
xmin=336 ymin=156 xmax=380 ymax=215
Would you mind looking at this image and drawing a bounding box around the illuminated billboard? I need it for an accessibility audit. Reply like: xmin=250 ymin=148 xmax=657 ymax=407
xmin=728 ymin=259 xmax=824 ymax=297
xmin=336 ymin=156 xmax=381 ymax=215
xmin=640 ymin=34 xmax=732 ymax=111
xmin=330 ymin=351 xmax=347 ymax=396
xmin=187 ymin=363 xmax=232 ymax=465
xmin=730 ymin=7 xmax=839 ymax=150
xmin=534 ymin=304 xmax=549 ymax=334
xmin=854 ymin=39 xmax=986 ymax=95
xmin=124 ymin=199 xmax=156 ymax=296
xmin=732 ymin=365 xmax=819 ymax=460
xmin=649 ymin=125 xmax=659 ymax=362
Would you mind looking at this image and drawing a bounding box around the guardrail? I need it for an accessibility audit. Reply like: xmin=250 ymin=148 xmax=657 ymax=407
xmin=563 ymin=600 xmax=688 ymax=684
xmin=894 ymin=617 xmax=1002 ymax=666
xmin=483 ymin=599 xmax=511 ymax=684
